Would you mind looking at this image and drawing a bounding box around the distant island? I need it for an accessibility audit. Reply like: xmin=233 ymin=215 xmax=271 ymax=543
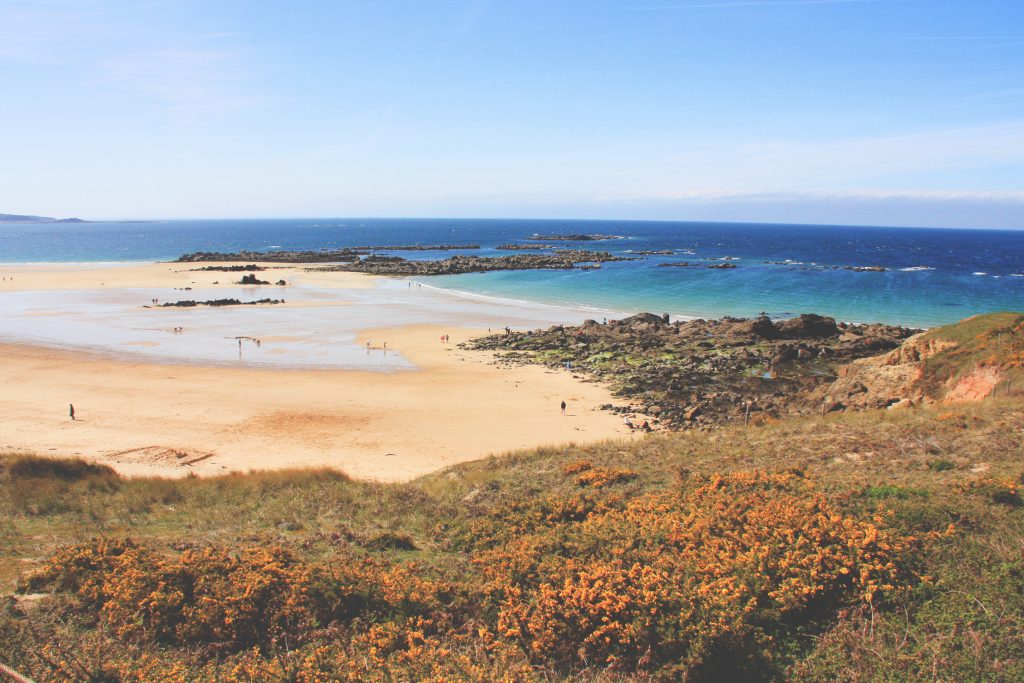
xmin=0 ymin=213 xmax=88 ymax=223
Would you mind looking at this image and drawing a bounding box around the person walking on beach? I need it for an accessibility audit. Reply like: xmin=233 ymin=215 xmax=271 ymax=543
xmin=560 ymin=400 xmax=566 ymax=415
xmin=69 ymin=404 xmax=75 ymax=421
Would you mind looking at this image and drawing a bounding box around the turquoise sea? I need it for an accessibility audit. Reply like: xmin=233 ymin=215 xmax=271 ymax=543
xmin=2 ymin=218 xmax=1022 ymax=328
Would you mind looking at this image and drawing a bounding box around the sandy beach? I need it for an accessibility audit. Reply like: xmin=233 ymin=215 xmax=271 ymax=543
xmin=0 ymin=262 xmax=633 ymax=480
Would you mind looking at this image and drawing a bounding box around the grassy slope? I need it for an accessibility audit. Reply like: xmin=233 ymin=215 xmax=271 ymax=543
xmin=915 ymin=312 xmax=1024 ymax=397
xmin=2 ymin=397 xmax=1023 ymax=681
xmin=1 ymin=315 xmax=1022 ymax=680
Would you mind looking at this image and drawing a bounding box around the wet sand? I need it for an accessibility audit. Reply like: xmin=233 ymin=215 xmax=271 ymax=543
xmin=0 ymin=262 xmax=633 ymax=480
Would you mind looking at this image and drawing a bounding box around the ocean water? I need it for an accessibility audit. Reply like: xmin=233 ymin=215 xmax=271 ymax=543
xmin=2 ymin=218 xmax=1022 ymax=328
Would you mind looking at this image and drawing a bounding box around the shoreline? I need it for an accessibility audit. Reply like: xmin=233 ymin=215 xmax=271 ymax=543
xmin=0 ymin=261 xmax=634 ymax=368
xmin=0 ymin=261 xmax=635 ymax=480
xmin=0 ymin=258 xmax=1004 ymax=329
xmin=0 ymin=330 xmax=630 ymax=482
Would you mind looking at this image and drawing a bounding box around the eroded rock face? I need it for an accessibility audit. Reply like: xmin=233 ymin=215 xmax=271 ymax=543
xmin=826 ymin=356 xmax=924 ymax=411
xmin=945 ymin=365 xmax=1005 ymax=402
xmin=882 ymin=334 xmax=957 ymax=365
xmin=825 ymin=327 xmax=1008 ymax=409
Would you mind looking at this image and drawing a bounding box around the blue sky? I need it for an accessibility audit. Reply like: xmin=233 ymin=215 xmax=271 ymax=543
xmin=1 ymin=0 xmax=1022 ymax=227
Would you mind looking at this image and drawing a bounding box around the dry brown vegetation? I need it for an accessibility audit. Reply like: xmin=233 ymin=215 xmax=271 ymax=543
xmin=1 ymin=395 xmax=1021 ymax=681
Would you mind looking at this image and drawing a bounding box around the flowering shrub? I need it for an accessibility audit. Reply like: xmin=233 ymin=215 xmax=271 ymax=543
xmin=561 ymin=459 xmax=594 ymax=475
xmin=21 ymin=541 xmax=459 ymax=656
xmin=85 ymin=624 xmax=537 ymax=683
xmin=574 ymin=466 xmax=637 ymax=488
xmin=14 ymin=470 xmax=931 ymax=681
xmin=489 ymin=471 xmax=926 ymax=675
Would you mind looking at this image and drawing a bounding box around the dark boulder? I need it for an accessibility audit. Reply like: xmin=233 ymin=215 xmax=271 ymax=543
xmin=621 ymin=312 xmax=666 ymax=328
xmin=730 ymin=315 xmax=778 ymax=339
xmin=777 ymin=314 xmax=840 ymax=339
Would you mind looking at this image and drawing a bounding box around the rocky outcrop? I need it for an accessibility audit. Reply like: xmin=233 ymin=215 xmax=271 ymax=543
xmin=177 ymin=249 xmax=364 ymax=263
xmin=777 ymin=314 xmax=840 ymax=339
xmin=176 ymin=245 xmax=481 ymax=262
xmin=351 ymin=244 xmax=480 ymax=251
xmin=729 ymin=315 xmax=778 ymax=339
xmin=466 ymin=313 xmax=914 ymax=430
xmin=309 ymin=251 xmax=631 ymax=276
xmin=192 ymin=264 xmax=266 ymax=272
xmin=824 ymin=313 xmax=1023 ymax=409
xmin=156 ymin=298 xmax=284 ymax=307
xmin=658 ymin=262 xmax=736 ymax=269
xmin=945 ymin=365 xmax=1005 ymax=402
xmin=527 ymin=233 xmax=623 ymax=241
xmin=825 ymin=356 xmax=924 ymax=410
xmin=763 ymin=261 xmax=889 ymax=272
xmin=880 ymin=334 xmax=956 ymax=365
xmin=496 ymin=244 xmax=557 ymax=250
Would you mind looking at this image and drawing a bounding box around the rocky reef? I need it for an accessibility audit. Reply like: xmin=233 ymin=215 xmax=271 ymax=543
xmin=156 ymin=298 xmax=285 ymax=307
xmin=176 ymin=246 xmax=481 ymax=264
xmin=526 ymin=233 xmax=623 ymax=241
xmin=177 ymin=249 xmax=364 ymax=263
xmin=764 ymin=260 xmax=889 ymax=272
xmin=308 ymin=250 xmax=631 ymax=276
xmin=350 ymin=244 xmax=480 ymax=251
xmin=495 ymin=243 xmax=558 ymax=250
xmin=659 ymin=261 xmax=737 ymax=269
xmin=192 ymin=264 xmax=267 ymax=272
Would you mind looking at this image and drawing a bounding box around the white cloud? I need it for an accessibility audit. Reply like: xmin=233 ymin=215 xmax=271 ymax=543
xmin=642 ymin=122 xmax=1024 ymax=192
xmin=607 ymin=189 xmax=1024 ymax=203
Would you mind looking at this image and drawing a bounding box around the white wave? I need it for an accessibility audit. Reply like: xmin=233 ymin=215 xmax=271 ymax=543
xmin=973 ymin=272 xmax=988 ymax=276
xmin=899 ymin=266 xmax=935 ymax=272
xmin=1011 ymin=274 xmax=1024 ymax=277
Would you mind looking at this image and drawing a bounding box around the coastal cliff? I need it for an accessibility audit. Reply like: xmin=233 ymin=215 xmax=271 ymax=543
xmin=825 ymin=312 xmax=1023 ymax=410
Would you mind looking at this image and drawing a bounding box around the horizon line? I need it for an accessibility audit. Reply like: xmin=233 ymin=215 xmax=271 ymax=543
xmin=4 ymin=214 xmax=1023 ymax=231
